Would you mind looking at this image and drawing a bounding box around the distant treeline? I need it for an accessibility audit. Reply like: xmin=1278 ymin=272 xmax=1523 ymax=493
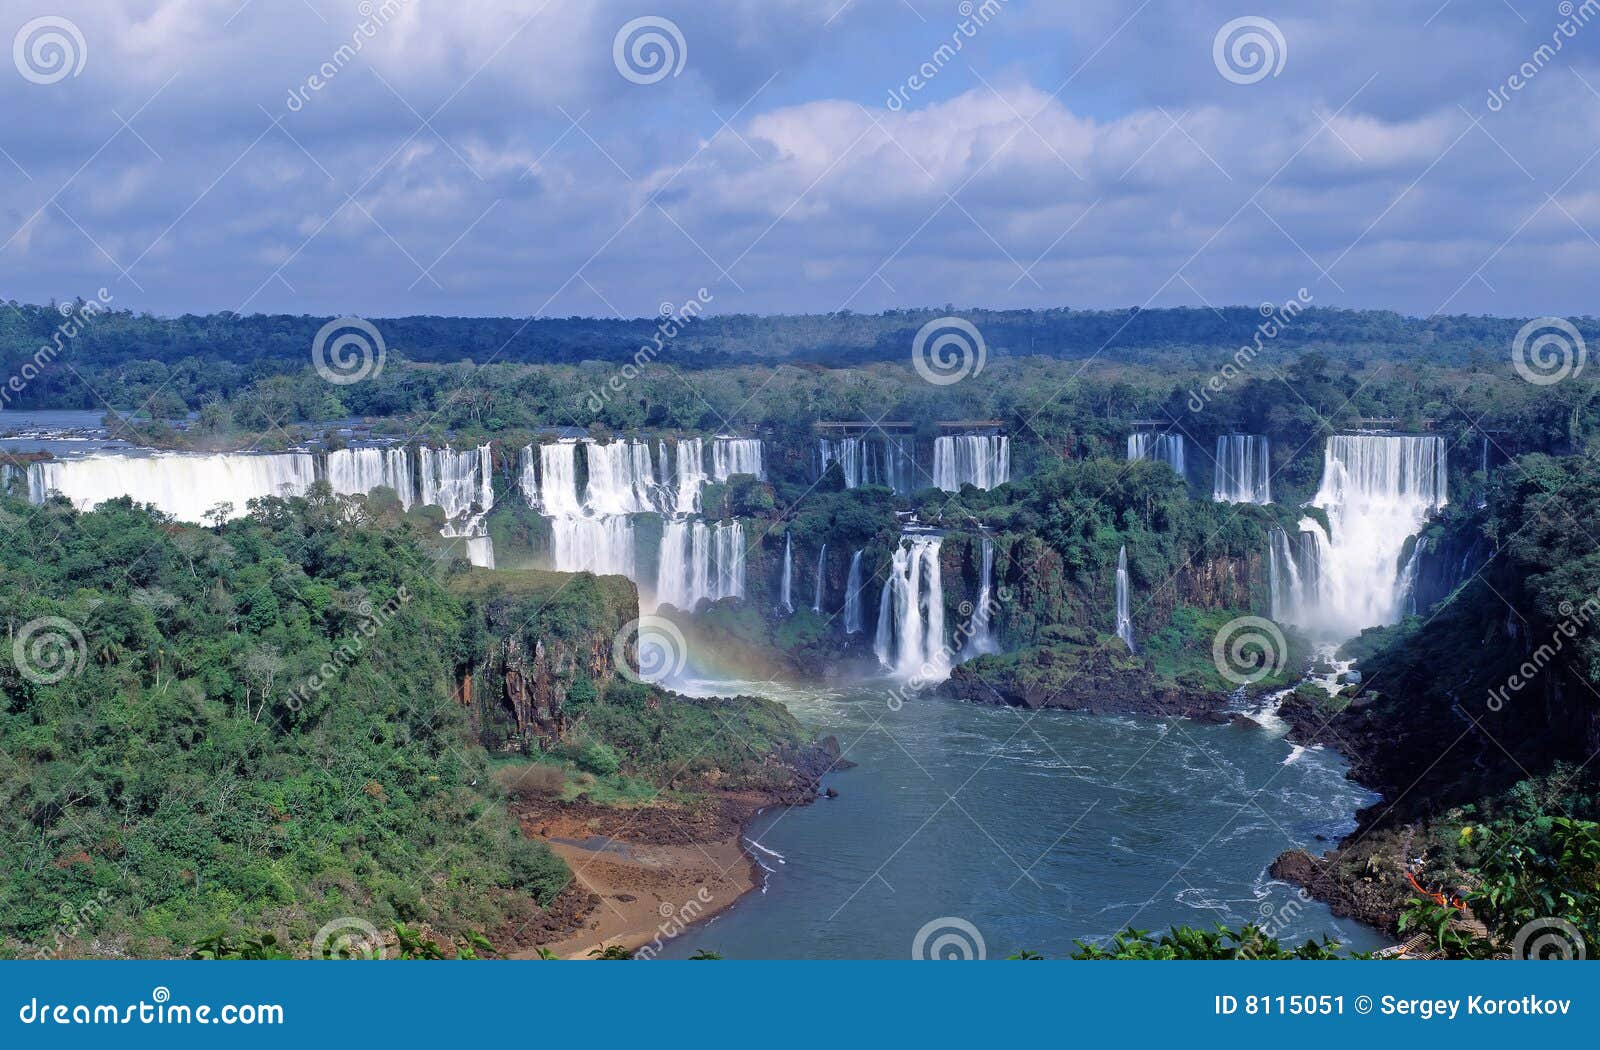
xmin=0 ymin=299 xmax=1588 ymax=415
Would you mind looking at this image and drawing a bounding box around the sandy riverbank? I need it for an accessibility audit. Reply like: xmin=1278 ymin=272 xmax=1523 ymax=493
xmin=507 ymin=793 xmax=774 ymax=959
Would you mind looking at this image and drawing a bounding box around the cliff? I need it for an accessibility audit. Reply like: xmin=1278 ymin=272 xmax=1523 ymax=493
xmin=449 ymin=568 xmax=638 ymax=752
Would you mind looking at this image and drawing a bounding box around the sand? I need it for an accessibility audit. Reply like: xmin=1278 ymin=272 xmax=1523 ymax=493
xmin=508 ymin=796 xmax=765 ymax=959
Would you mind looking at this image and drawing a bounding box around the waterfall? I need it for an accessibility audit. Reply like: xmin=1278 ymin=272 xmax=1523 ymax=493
xmin=1212 ymin=434 xmax=1271 ymax=504
xmin=1128 ymin=432 xmax=1187 ymax=480
xmin=932 ymin=434 xmax=1009 ymax=491
xmin=1303 ymin=434 xmax=1448 ymax=638
xmin=517 ymin=446 xmax=539 ymax=510
xmin=1477 ymin=435 xmax=1489 ymax=509
xmin=819 ymin=434 xmax=918 ymax=493
xmin=812 ymin=543 xmax=827 ymax=613
xmin=532 ymin=440 xmax=583 ymax=516
xmin=844 ymin=549 xmax=865 ymax=634
xmin=874 ymin=534 xmax=948 ymax=682
xmin=327 ymin=447 xmax=417 ymax=507
xmin=551 ymin=515 xmax=635 ymax=579
xmin=1268 ymin=526 xmax=1326 ymax=626
xmin=673 ymin=437 xmax=707 ymax=515
xmin=27 ymin=452 xmax=317 ymax=522
xmin=883 ymin=435 xmax=916 ymax=495
xmin=1115 ymin=546 xmax=1135 ymax=652
xmin=818 ymin=436 xmax=866 ymax=487
xmin=961 ymin=537 xmax=1000 ymax=659
xmin=418 ymin=445 xmax=495 ymax=568
xmin=780 ymin=533 xmax=794 ymax=613
xmin=584 ymin=439 xmax=659 ymax=514
xmin=717 ymin=521 xmax=746 ymax=600
xmin=1397 ymin=537 xmax=1425 ymax=616
xmin=657 ymin=519 xmax=745 ymax=611
xmin=419 ymin=446 xmax=493 ymax=521
xmin=710 ymin=437 xmax=763 ymax=481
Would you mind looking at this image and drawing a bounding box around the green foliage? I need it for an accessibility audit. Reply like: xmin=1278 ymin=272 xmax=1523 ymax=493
xmin=587 ymin=943 xmax=635 ymax=960
xmin=0 ymin=489 xmax=569 ymax=956
xmin=1072 ymin=925 xmax=1346 ymax=960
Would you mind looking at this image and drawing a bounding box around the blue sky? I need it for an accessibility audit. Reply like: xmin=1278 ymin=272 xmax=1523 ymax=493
xmin=3 ymin=0 xmax=1600 ymax=320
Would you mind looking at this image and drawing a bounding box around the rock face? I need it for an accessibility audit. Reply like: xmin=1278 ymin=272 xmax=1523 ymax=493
xmin=450 ymin=569 xmax=638 ymax=752
xmin=1268 ymin=826 xmax=1419 ymax=937
xmin=944 ymin=646 xmax=1227 ymax=719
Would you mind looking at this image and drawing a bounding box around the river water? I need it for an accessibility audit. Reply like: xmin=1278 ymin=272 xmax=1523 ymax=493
xmin=659 ymin=680 xmax=1383 ymax=959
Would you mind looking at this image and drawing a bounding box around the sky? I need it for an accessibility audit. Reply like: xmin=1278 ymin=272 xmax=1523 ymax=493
xmin=3 ymin=0 xmax=1600 ymax=320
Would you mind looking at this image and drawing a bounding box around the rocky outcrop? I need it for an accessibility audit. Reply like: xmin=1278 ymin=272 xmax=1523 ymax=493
xmin=450 ymin=568 xmax=638 ymax=752
xmin=944 ymin=644 xmax=1228 ymax=719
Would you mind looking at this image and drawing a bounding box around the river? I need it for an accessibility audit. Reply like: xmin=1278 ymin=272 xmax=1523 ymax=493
xmin=660 ymin=679 xmax=1384 ymax=959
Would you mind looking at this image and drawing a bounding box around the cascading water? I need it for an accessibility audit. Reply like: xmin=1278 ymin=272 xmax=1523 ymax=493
xmin=717 ymin=521 xmax=746 ymax=600
xmin=327 ymin=447 xmax=417 ymax=508
xmin=517 ymin=446 xmax=539 ymax=510
xmin=419 ymin=446 xmax=493 ymax=521
xmin=1268 ymin=526 xmax=1326 ymax=626
xmin=818 ymin=434 xmax=918 ymax=493
xmin=673 ymin=437 xmax=707 ymax=515
xmin=1128 ymin=432 xmax=1187 ymax=480
xmin=657 ymin=519 xmax=746 ymax=611
xmin=883 ymin=436 xmax=916 ymax=495
xmin=932 ymin=434 xmax=1009 ymax=491
xmin=419 ymin=445 xmax=496 ymax=568
xmin=819 ymin=436 xmax=868 ymax=488
xmin=711 ymin=437 xmax=763 ymax=481
xmin=961 ymin=537 xmax=1000 ymax=659
xmin=1477 ymin=435 xmax=1490 ymax=509
xmin=874 ymin=534 xmax=948 ymax=682
xmin=1301 ymin=434 xmax=1448 ymax=638
xmin=584 ymin=439 xmax=660 ymax=514
xmin=534 ymin=440 xmax=583 ymax=515
xmin=843 ymin=549 xmax=865 ymax=634
xmin=1115 ymin=546 xmax=1135 ymax=652
xmin=812 ymin=543 xmax=827 ymax=613
xmin=780 ymin=533 xmax=794 ymax=613
xmin=1213 ymin=434 xmax=1271 ymax=504
xmin=552 ymin=515 xmax=635 ymax=580
xmin=27 ymin=452 xmax=317 ymax=522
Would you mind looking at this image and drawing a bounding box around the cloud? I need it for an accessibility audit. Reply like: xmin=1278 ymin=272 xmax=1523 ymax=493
xmin=1 ymin=0 xmax=1598 ymax=320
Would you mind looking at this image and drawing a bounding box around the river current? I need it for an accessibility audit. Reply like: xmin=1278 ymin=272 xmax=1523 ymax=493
xmin=659 ymin=680 xmax=1384 ymax=959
